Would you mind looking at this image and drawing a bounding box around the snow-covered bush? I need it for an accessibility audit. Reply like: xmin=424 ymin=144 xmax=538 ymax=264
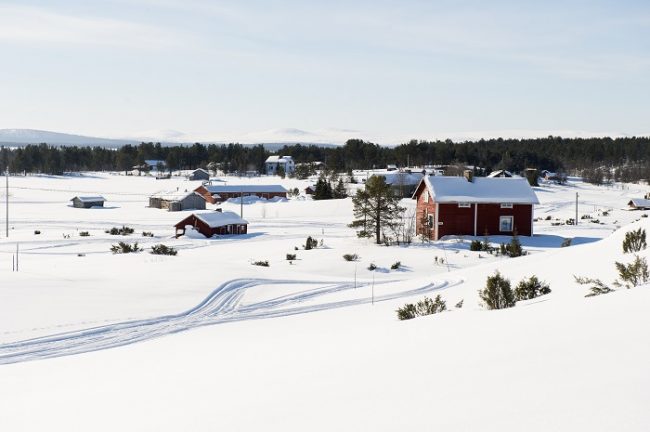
xmin=343 ymin=253 xmax=359 ymax=261
xmin=79 ymin=231 xmax=90 ymax=237
xmin=150 ymin=244 xmax=177 ymax=256
xmin=110 ymin=241 xmax=141 ymax=254
xmin=479 ymin=271 xmax=515 ymax=310
xmin=622 ymin=228 xmax=646 ymax=253
xmin=470 ymin=240 xmax=482 ymax=251
xmin=286 ymin=253 xmax=296 ymax=260
xmin=305 ymin=236 xmax=318 ymax=250
xmin=561 ymin=238 xmax=572 ymax=247
xmin=614 ymin=255 xmax=649 ymax=288
xmin=455 ymin=299 xmax=464 ymax=309
xmin=415 ymin=295 xmax=447 ymax=315
xmin=106 ymin=226 xmax=134 ymax=236
xmin=574 ymin=276 xmax=614 ymax=297
xmin=142 ymin=231 xmax=154 ymax=237
xmin=396 ymin=295 xmax=446 ymax=320
xmin=514 ymin=275 xmax=551 ymax=301
xmin=396 ymin=303 xmax=417 ymax=320
xmin=368 ymin=263 xmax=377 ymax=271
xmin=390 ymin=261 xmax=401 ymax=270
xmin=500 ymin=233 xmax=525 ymax=257
xmin=34 ymin=230 xmax=41 ymax=235
xmin=252 ymin=260 xmax=269 ymax=267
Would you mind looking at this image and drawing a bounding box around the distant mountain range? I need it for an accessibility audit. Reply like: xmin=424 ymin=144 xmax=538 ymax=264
xmin=2 ymin=128 xmax=644 ymax=150
xmin=0 ymin=129 xmax=340 ymax=150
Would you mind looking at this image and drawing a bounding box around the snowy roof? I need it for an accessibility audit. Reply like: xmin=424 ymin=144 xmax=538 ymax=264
xmin=202 ymin=185 xmax=288 ymax=194
xmin=415 ymin=176 xmax=539 ymax=204
xmin=487 ymin=170 xmax=513 ymax=178
xmin=191 ymin=168 xmax=209 ymax=174
xmin=70 ymin=196 xmax=105 ymax=203
xmin=150 ymin=190 xmax=201 ymax=201
xmin=628 ymin=198 xmax=650 ymax=208
xmin=265 ymin=155 xmax=293 ymax=163
xmin=193 ymin=211 xmax=248 ymax=228
xmin=372 ymin=172 xmax=424 ymax=186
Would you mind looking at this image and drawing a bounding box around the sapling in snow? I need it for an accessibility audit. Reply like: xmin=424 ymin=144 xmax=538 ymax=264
xmin=479 ymin=271 xmax=516 ymax=310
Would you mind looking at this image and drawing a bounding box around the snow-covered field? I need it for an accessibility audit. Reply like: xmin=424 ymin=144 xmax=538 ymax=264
xmin=0 ymin=172 xmax=648 ymax=431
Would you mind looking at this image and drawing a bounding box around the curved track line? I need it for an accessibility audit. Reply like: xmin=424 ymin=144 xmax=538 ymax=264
xmin=0 ymin=277 xmax=463 ymax=365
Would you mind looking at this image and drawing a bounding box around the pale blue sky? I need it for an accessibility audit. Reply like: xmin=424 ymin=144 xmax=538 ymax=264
xmin=0 ymin=0 xmax=648 ymax=143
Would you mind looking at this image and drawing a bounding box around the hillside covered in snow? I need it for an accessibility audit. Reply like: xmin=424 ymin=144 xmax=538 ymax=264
xmin=0 ymin=173 xmax=648 ymax=431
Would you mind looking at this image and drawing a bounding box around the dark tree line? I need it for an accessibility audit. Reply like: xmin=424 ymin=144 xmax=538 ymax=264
xmin=3 ymin=136 xmax=650 ymax=180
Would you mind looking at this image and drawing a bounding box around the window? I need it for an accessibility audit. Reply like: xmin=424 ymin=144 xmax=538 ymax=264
xmin=499 ymin=216 xmax=514 ymax=232
xmin=500 ymin=203 xmax=513 ymax=209
xmin=427 ymin=214 xmax=434 ymax=227
xmin=458 ymin=202 xmax=471 ymax=208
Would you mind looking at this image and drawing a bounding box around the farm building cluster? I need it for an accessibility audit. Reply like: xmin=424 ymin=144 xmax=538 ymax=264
xmin=64 ymin=163 xmax=650 ymax=241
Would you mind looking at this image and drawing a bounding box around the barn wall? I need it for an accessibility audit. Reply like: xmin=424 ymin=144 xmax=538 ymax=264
xmin=437 ymin=203 xmax=476 ymax=238
xmin=179 ymin=194 xmax=206 ymax=210
xmin=476 ymin=204 xmax=533 ymax=237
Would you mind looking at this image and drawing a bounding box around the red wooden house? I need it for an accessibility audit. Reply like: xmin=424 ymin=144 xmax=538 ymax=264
xmin=174 ymin=210 xmax=248 ymax=238
xmin=412 ymin=172 xmax=539 ymax=240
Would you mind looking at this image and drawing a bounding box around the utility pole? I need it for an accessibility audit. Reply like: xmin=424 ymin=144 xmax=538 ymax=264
xmin=5 ymin=167 xmax=8 ymax=238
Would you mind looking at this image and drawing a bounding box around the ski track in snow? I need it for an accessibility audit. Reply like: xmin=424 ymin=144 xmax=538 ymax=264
xmin=0 ymin=277 xmax=461 ymax=365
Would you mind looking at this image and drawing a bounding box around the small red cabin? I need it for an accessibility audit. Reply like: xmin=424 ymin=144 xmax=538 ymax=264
xmin=174 ymin=211 xmax=248 ymax=238
xmin=412 ymin=173 xmax=539 ymax=240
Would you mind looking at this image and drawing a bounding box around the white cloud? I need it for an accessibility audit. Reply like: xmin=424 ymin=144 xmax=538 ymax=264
xmin=0 ymin=5 xmax=191 ymax=49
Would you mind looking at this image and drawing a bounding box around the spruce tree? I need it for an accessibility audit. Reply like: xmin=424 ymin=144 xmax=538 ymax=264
xmin=313 ymin=175 xmax=333 ymax=200
xmin=333 ymin=177 xmax=347 ymax=198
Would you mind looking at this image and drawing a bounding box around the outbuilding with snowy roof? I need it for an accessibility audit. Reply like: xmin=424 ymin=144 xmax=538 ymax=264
xmin=70 ymin=196 xmax=106 ymax=208
xmin=149 ymin=190 xmax=206 ymax=211
xmin=174 ymin=210 xmax=248 ymax=238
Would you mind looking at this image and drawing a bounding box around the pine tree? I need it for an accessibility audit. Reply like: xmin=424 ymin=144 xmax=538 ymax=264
xmin=349 ymin=175 xmax=405 ymax=244
xmin=479 ymin=271 xmax=516 ymax=310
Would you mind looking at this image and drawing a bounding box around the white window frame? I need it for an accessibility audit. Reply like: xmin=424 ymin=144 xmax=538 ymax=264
xmin=423 ymin=190 xmax=429 ymax=203
xmin=499 ymin=216 xmax=514 ymax=232
xmin=500 ymin=203 xmax=513 ymax=209
xmin=458 ymin=202 xmax=471 ymax=208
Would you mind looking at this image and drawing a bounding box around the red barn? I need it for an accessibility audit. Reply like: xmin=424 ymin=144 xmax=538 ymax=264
xmin=412 ymin=172 xmax=539 ymax=240
xmin=174 ymin=211 xmax=248 ymax=238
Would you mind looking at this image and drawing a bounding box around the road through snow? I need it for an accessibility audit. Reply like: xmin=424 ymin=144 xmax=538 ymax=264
xmin=0 ymin=277 xmax=461 ymax=365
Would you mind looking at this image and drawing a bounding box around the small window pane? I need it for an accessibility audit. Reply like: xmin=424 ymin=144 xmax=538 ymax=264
xmin=500 ymin=216 xmax=513 ymax=232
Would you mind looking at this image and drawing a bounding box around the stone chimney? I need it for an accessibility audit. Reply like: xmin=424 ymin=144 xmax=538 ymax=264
xmin=463 ymin=170 xmax=474 ymax=182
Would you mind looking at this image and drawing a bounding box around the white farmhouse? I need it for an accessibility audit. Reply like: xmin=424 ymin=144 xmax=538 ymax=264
xmin=265 ymin=155 xmax=295 ymax=175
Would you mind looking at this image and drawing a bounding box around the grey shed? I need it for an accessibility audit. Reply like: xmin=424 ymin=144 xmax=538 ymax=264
xmin=70 ymin=196 xmax=106 ymax=208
